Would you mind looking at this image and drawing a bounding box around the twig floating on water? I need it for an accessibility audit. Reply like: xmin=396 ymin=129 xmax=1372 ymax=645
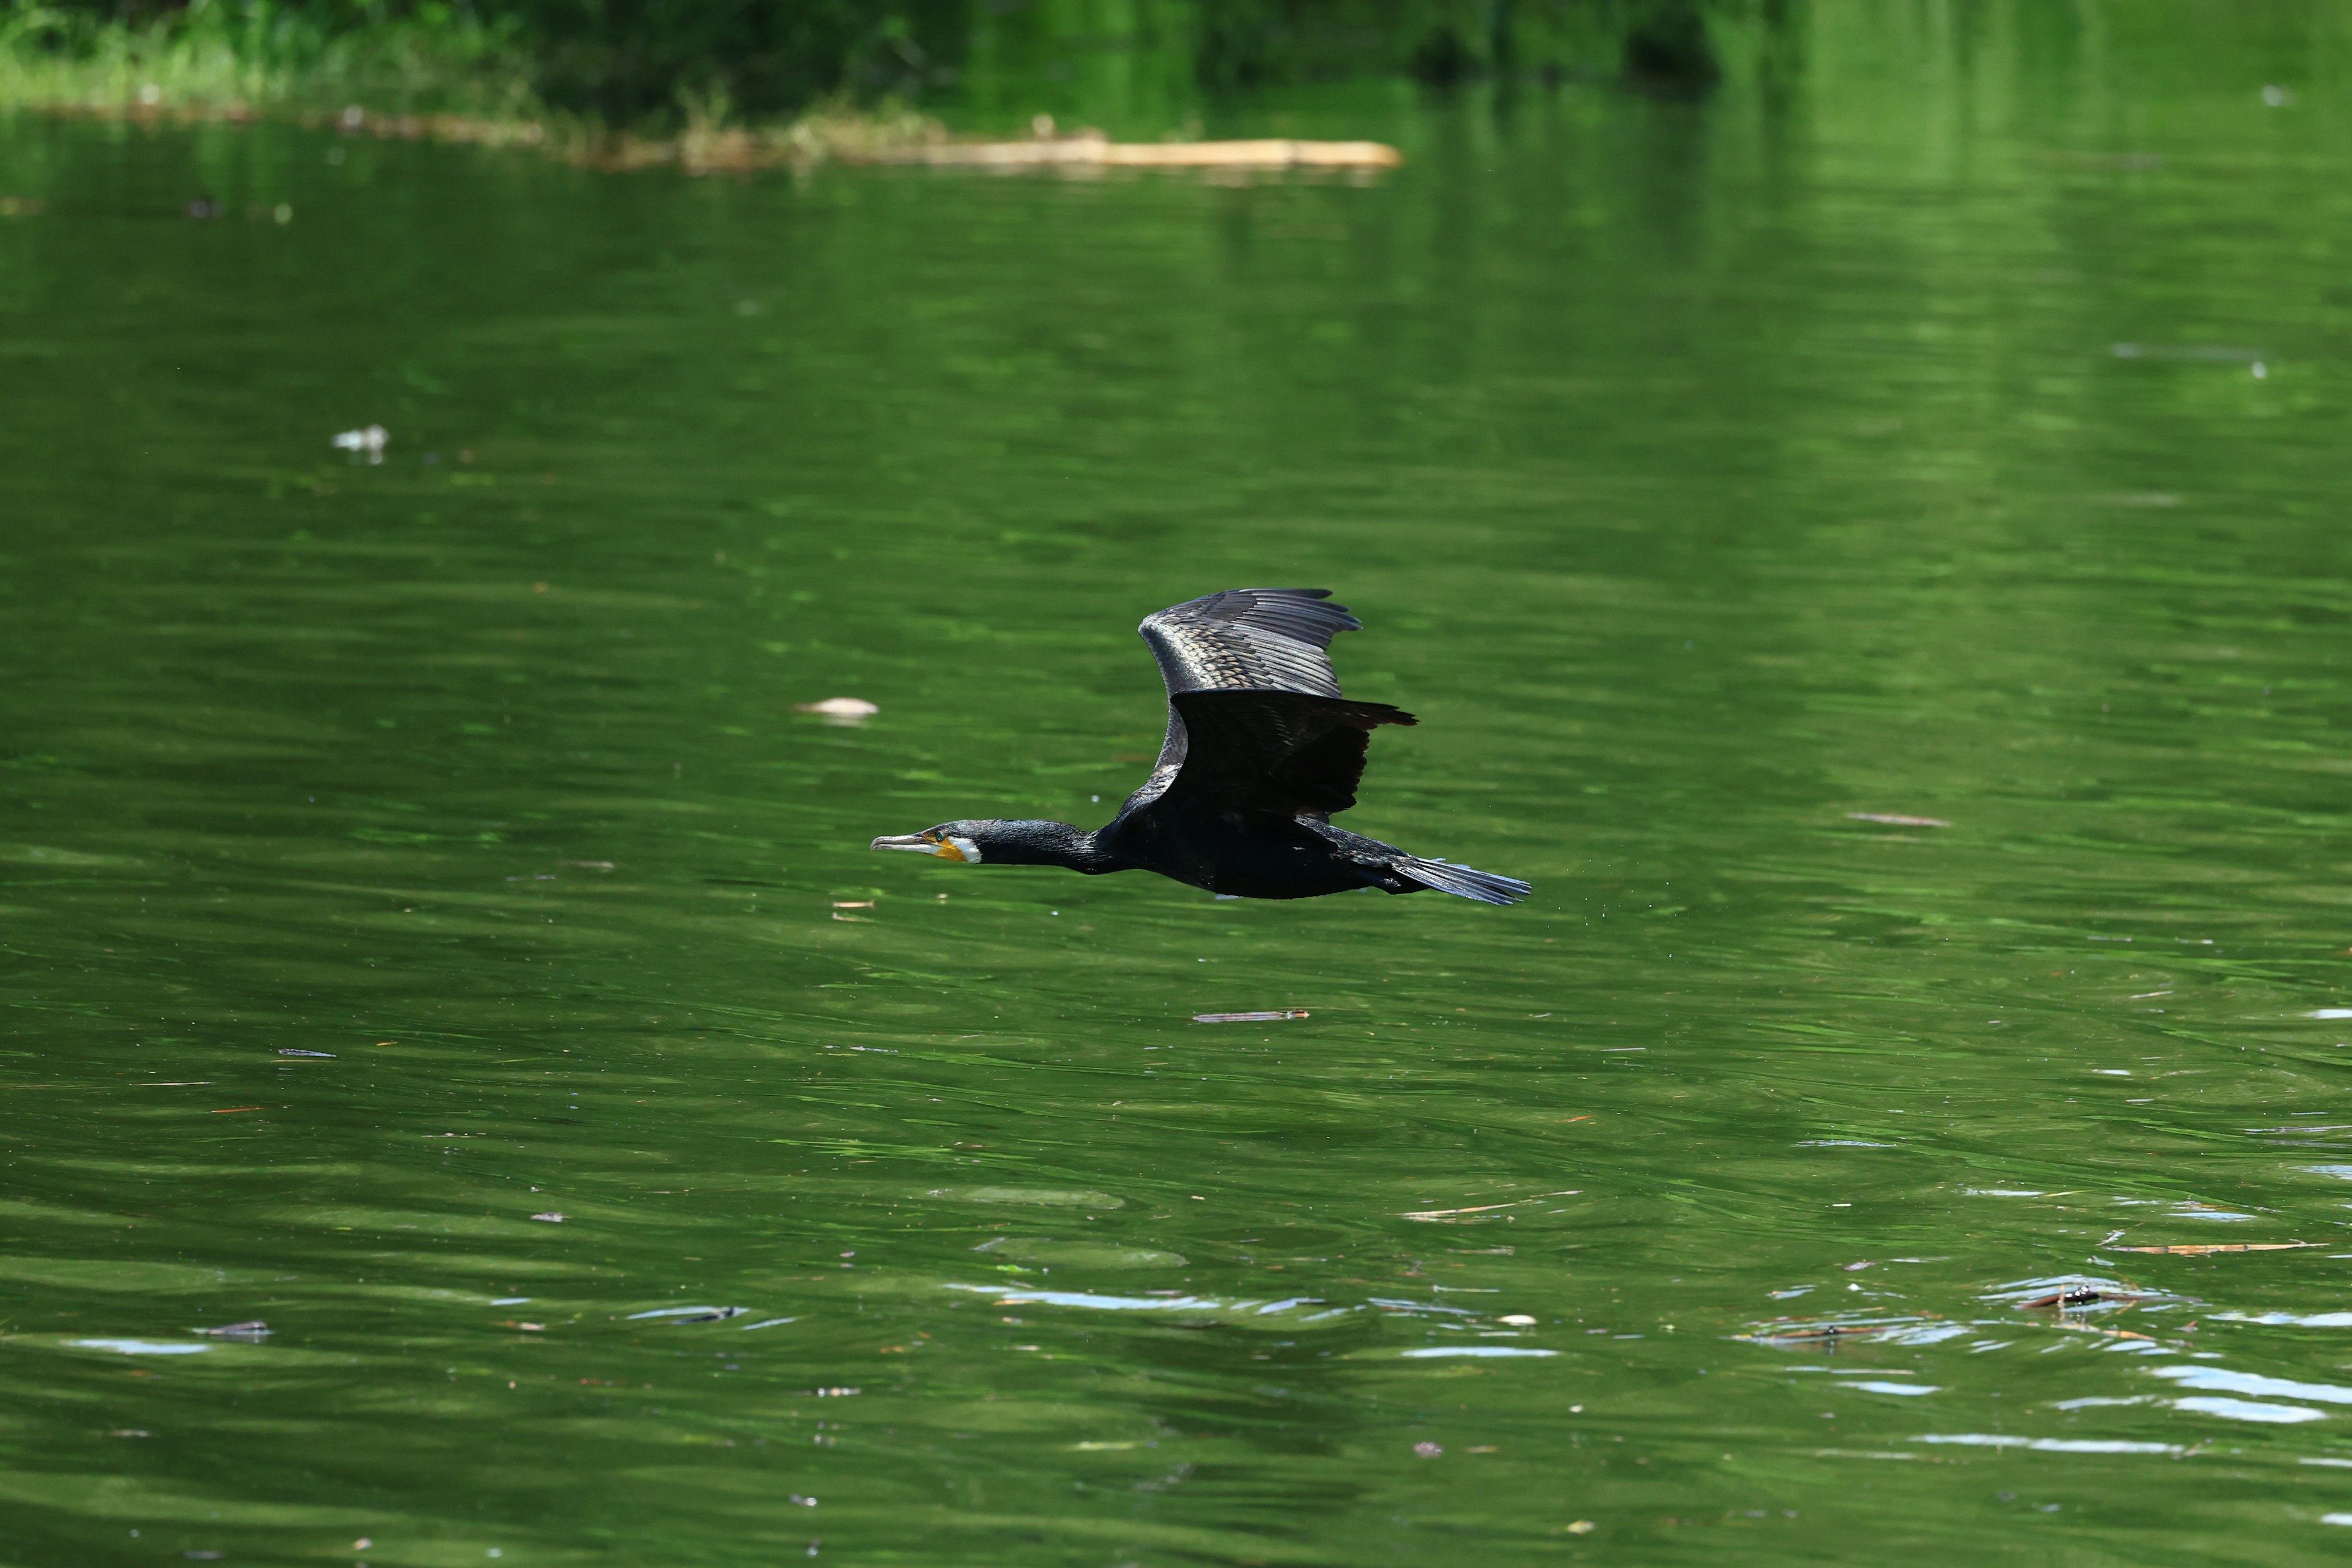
xmin=1193 ymin=1010 xmax=1310 ymax=1023
xmin=1401 ymin=1191 xmax=1580 ymax=1222
xmin=2016 ymin=1286 xmax=2152 ymax=1310
xmin=2117 ymin=1242 xmax=2315 ymax=1255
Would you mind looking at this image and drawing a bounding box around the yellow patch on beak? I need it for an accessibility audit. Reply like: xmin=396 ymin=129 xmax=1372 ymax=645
xmin=934 ymin=838 xmax=969 ymax=862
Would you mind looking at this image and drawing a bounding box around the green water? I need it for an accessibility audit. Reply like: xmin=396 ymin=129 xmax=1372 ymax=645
xmin=9 ymin=6 xmax=2352 ymax=1563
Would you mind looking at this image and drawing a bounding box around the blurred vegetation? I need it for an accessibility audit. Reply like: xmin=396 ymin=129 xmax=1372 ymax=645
xmin=1 ymin=0 xmax=1782 ymax=130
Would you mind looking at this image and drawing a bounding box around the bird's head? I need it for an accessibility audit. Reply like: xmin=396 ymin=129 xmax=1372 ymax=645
xmin=869 ymin=819 xmax=1092 ymax=867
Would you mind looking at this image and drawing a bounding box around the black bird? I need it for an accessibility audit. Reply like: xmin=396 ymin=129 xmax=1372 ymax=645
xmin=871 ymin=589 xmax=1528 ymax=905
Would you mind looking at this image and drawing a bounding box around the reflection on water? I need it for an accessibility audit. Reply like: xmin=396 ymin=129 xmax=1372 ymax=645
xmin=7 ymin=2 xmax=2352 ymax=1562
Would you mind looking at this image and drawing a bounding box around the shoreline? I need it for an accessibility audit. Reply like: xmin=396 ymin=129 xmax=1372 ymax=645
xmin=12 ymin=97 xmax=1400 ymax=178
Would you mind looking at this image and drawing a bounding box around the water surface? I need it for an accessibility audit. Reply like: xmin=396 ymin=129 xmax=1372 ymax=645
xmin=7 ymin=6 xmax=2352 ymax=1563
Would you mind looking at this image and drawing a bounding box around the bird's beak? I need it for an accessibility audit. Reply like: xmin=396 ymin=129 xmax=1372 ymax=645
xmin=870 ymin=834 xmax=944 ymax=856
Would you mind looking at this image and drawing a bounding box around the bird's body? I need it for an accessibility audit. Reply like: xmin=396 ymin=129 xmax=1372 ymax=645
xmin=872 ymin=589 xmax=1528 ymax=905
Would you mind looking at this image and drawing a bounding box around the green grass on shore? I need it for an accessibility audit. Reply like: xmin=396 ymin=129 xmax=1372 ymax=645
xmin=0 ymin=2 xmax=945 ymax=170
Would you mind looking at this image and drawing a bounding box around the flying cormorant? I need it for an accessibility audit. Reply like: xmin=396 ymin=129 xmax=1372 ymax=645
xmin=870 ymin=589 xmax=1529 ymax=905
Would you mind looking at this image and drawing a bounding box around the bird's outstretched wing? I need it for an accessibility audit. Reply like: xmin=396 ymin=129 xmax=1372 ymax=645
xmin=1120 ymin=589 xmax=1412 ymax=819
xmin=1164 ymin=689 xmax=1414 ymax=818
xmin=1139 ymin=588 xmax=1360 ymax=699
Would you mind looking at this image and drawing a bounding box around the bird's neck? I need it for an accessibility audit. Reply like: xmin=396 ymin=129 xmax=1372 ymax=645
xmin=993 ymin=821 xmax=1128 ymax=873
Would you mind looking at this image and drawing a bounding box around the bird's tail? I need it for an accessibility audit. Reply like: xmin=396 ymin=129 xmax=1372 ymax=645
xmin=1398 ymin=857 xmax=1531 ymax=906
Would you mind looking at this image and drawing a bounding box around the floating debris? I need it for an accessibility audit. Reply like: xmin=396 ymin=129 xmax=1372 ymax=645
xmin=558 ymin=859 xmax=616 ymax=870
xmin=2024 ymin=1286 xmax=2140 ymax=1310
xmin=2118 ymin=1242 xmax=2315 ymax=1256
xmin=1498 ymin=1314 xmax=1538 ymax=1327
xmin=1846 ymin=812 xmax=1951 ymax=828
xmin=794 ymin=697 xmax=878 ymax=725
xmin=876 ymin=132 xmax=1403 ymax=170
xmin=1401 ymin=1191 xmax=1579 ymax=1223
xmin=192 ymin=1321 xmax=271 ymax=1340
xmin=1193 ymin=1010 xmax=1308 ymax=1023
xmin=529 ymin=1212 xmax=565 ymax=1223
xmin=276 ymin=1049 xmax=335 ymax=1058
xmin=1738 ymin=1314 xmax=1959 ymax=1348
xmin=332 ymin=425 xmax=388 ymax=463
xmin=1413 ymin=1441 xmax=1444 ymax=1457
xmin=1985 ymin=1275 xmax=2165 ymax=1313
xmin=626 ymin=1305 xmax=750 ymax=1323
xmin=832 ymin=900 xmax=875 ymax=909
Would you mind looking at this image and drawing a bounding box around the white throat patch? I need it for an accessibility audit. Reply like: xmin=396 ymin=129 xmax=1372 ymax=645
xmin=944 ymin=835 xmax=984 ymax=863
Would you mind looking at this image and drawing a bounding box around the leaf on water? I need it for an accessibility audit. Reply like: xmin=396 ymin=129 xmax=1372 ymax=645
xmin=1193 ymin=1010 xmax=1310 ymax=1023
xmin=2118 ymin=1242 xmax=2316 ymax=1255
xmin=1845 ymin=812 xmax=1952 ymax=827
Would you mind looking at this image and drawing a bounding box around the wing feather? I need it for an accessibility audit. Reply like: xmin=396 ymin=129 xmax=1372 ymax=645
xmin=1138 ymin=588 xmax=1360 ymax=699
xmin=1121 ymin=589 xmax=1365 ymax=814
